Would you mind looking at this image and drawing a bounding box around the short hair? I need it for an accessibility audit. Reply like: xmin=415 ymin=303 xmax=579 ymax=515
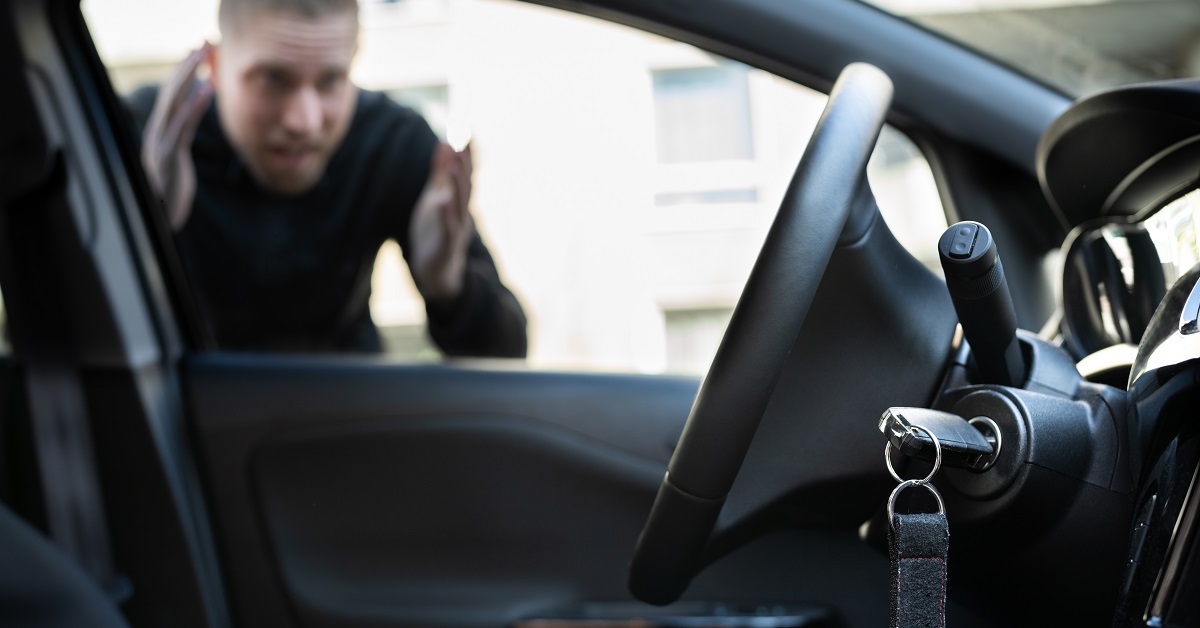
xmin=219 ymin=0 xmax=359 ymax=36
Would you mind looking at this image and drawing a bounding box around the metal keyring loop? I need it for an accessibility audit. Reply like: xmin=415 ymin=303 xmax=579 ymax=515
xmin=883 ymin=425 xmax=942 ymax=485
xmin=887 ymin=479 xmax=946 ymax=530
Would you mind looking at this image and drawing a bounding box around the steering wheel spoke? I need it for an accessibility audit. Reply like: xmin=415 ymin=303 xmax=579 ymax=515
xmin=629 ymin=63 xmax=897 ymax=605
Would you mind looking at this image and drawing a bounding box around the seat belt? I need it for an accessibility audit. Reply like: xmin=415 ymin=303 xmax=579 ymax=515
xmin=0 ymin=153 xmax=122 ymax=599
xmin=0 ymin=1 xmax=123 ymax=599
xmin=23 ymin=356 xmax=118 ymax=593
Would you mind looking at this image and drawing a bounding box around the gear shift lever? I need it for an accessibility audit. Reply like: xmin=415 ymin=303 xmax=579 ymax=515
xmin=938 ymin=221 xmax=1027 ymax=387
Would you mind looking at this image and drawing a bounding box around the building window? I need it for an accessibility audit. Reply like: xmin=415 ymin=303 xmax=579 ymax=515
xmin=387 ymin=84 xmax=451 ymax=139
xmin=654 ymin=188 xmax=758 ymax=207
xmin=662 ymin=308 xmax=734 ymax=374
xmin=652 ymin=64 xmax=755 ymax=164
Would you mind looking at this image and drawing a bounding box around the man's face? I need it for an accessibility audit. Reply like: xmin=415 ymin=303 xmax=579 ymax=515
xmin=211 ymin=8 xmax=358 ymax=196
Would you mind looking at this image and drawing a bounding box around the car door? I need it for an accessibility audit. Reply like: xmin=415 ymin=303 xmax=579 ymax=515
xmin=6 ymin=0 xmax=1064 ymax=626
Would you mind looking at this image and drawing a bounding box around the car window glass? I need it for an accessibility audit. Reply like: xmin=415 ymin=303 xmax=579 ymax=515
xmin=82 ymin=0 xmax=946 ymax=374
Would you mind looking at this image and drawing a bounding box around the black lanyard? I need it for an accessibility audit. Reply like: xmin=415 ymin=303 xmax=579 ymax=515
xmin=885 ymin=424 xmax=950 ymax=628
xmin=889 ymin=508 xmax=949 ymax=628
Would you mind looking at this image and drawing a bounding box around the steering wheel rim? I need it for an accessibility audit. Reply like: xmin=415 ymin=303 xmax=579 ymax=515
xmin=628 ymin=63 xmax=895 ymax=605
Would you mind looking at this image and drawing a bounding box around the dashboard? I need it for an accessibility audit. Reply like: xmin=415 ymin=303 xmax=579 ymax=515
xmin=1038 ymin=78 xmax=1200 ymax=628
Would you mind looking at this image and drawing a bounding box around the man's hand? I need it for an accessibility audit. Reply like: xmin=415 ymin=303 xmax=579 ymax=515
xmin=142 ymin=43 xmax=214 ymax=231
xmin=409 ymin=142 xmax=475 ymax=301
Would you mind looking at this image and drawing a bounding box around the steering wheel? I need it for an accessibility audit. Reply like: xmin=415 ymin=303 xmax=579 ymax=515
xmin=628 ymin=63 xmax=895 ymax=604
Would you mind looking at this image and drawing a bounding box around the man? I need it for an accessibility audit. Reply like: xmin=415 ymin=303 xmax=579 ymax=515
xmin=128 ymin=0 xmax=527 ymax=356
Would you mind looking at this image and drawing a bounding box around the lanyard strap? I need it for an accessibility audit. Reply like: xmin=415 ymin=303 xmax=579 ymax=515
xmin=889 ymin=511 xmax=949 ymax=628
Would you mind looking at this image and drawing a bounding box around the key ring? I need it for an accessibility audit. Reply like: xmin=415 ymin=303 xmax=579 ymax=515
xmin=887 ymin=479 xmax=946 ymax=530
xmin=884 ymin=424 xmax=942 ymax=485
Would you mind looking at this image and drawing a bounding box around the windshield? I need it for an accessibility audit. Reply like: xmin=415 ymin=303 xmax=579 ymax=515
xmin=868 ymin=0 xmax=1200 ymax=96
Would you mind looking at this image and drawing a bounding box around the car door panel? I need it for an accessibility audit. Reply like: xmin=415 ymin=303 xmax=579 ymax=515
xmin=256 ymin=416 xmax=664 ymax=626
xmin=185 ymin=354 xmax=696 ymax=626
